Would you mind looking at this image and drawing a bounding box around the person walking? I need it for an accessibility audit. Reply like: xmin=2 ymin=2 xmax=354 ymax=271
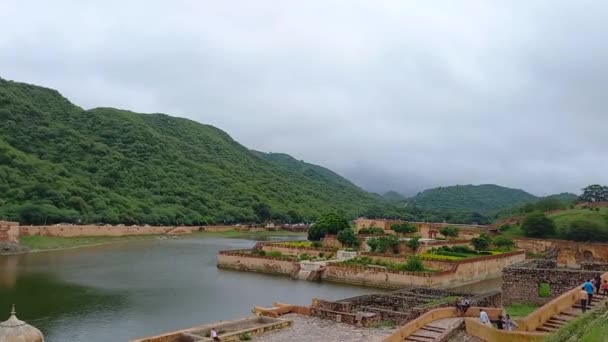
xmin=584 ymin=279 xmax=595 ymax=307
xmin=505 ymin=314 xmax=518 ymax=331
xmin=602 ymin=280 xmax=608 ymax=296
xmin=579 ymin=286 xmax=588 ymax=313
xmin=595 ymin=275 xmax=602 ymax=295
xmin=479 ymin=309 xmax=491 ymax=326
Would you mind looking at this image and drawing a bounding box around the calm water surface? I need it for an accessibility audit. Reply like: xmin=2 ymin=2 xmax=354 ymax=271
xmin=0 ymin=236 xmax=378 ymax=342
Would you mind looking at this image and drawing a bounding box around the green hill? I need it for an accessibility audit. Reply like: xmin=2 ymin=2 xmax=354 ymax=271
xmin=382 ymin=191 xmax=407 ymax=202
xmin=409 ymin=184 xmax=538 ymax=213
xmin=0 ymin=78 xmax=384 ymax=225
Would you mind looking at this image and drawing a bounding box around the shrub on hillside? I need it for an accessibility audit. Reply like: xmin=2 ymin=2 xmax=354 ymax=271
xmin=391 ymin=223 xmax=417 ymax=234
xmin=337 ymin=228 xmax=360 ymax=248
xmin=439 ymin=226 xmax=459 ymax=238
xmin=406 ymin=236 xmax=421 ymax=251
xmin=559 ymin=220 xmax=608 ymax=242
xmin=400 ymin=256 xmax=424 ymax=272
xmin=307 ymin=212 xmax=350 ymax=241
xmin=521 ymin=211 xmax=556 ymax=237
xmin=493 ymin=236 xmax=515 ymax=251
xmin=471 ymin=234 xmax=492 ymax=251
xmin=358 ymin=227 xmax=385 ymax=235
xmin=367 ymin=234 xmax=399 ymax=253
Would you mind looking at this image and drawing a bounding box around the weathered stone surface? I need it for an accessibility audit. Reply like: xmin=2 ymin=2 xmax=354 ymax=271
xmin=253 ymin=313 xmax=394 ymax=342
xmin=502 ymin=259 xmax=608 ymax=305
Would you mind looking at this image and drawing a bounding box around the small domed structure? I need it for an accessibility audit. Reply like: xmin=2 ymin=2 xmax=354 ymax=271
xmin=0 ymin=305 xmax=44 ymax=342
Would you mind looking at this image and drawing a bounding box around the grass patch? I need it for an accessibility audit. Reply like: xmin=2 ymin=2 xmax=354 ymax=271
xmin=20 ymin=235 xmax=157 ymax=251
xmin=504 ymin=303 xmax=540 ymax=318
xmin=549 ymin=208 xmax=608 ymax=229
xmin=371 ymin=320 xmax=397 ymax=328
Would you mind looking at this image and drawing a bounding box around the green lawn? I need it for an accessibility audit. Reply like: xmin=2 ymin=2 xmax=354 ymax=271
xmin=504 ymin=303 xmax=540 ymax=318
xmin=20 ymin=230 xmax=306 ymax=251
xmin=549 ymin=208 xmax=608 ymax=228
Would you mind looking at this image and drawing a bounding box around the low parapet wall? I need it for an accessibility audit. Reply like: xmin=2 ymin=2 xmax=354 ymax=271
xmin=465 ymin=318 xmax=546 ymax=342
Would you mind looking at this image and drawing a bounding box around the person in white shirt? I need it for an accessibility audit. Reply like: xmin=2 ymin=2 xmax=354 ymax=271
xmin=479 ymin=309 xmax=491 ymax=326
xmin=211 ymin=328 xmax=220 ymax=341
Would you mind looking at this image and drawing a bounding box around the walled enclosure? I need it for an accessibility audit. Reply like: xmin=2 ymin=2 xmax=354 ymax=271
xmin=502 ymin=259 xmax=608 ymax=305
xmin=260 ymin=243 xmax=336 ymax=258
xmin=515 ymin=237 xmax=608 ymax=268
xmin=0 ymin=221 xmax=19 ymax=243
xmin=312 ymin=287 xmax=501 ymax=328
xmin=217 ymin=247 xmax=525 ymax=289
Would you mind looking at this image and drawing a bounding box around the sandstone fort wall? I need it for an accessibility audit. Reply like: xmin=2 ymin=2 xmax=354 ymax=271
xmin=514 ymin=237 xmax=608 ymax=267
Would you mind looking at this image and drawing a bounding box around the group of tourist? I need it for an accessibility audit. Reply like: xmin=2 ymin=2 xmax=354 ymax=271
xmin=578 ymin=274 xmax=608 ymax=313
xmin=478 ymin=309 xmax=518 ymax=331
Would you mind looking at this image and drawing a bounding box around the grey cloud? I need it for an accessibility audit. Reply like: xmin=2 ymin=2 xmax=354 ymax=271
xmin=1 ymin=0 xmax=607 ymax=197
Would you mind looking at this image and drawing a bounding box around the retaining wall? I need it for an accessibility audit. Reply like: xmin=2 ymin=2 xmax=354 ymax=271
xmin=514 ymin=237 xmax=608 ymax=268
xmin=325 ymin=251 xmax=525 ymax=289
xmin=216 ymin=251 xmax=298 ymax=276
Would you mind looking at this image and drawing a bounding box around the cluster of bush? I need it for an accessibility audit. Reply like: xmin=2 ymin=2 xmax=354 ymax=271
xmin=342 ymin=256 xmax=426 ymax=272
xmin=367 ymin=234 xmax=400 ymax=253
xmin=428 ymin=245 xmax=492 ymax=258
xmin=391 ymin=223 xmax=417 ymax=234
xmin=358 ymin=227 xmax=385 ymax=235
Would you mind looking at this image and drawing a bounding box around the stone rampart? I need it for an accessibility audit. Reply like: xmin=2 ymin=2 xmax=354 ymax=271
xmin=0 ymin=221 xmax=19 ymax=243
xmin=216 ymin=251 xmax=298 ymax=276
xmin=502 ymin=259 xmax=608 ymax=305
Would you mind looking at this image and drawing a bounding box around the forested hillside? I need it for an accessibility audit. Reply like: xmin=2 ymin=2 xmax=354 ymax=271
xmin=409 ymin=184 xmax=538 ymax=213
xmin=0 ymin=78 xmax=385 ymax=225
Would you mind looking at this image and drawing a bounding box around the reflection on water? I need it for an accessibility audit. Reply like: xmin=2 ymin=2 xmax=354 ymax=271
xmin=450 ymin=277 xmax=503 ymax=294
xmin=0 ymin=236 xmax=377 ymax=342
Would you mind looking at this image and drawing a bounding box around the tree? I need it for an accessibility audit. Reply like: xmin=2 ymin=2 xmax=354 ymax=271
xmin=307 ymin=212 xmax=350 ymax=241
xmin=367 ymin=234 xmax=400 ymax=253
xmin=579 ymin=184 xmax=608 ymax=203
xmin=406 ymin=236 xmax=421 ymax=252
xmin=391 ymin=223 xmax=417 ymax=234
xmin=492 ymin=236 xmax=515 ymax=251
xmin=471 ymin=233 xmax=492 ymax=251
xmin=439 ymin=226 xmax=459 ymax=239
xmin=337 ymin=228 xmax=360 ymax=248
xmin=521 ymin=211 xmax=556 ymax=237
xmin=560 ymin=220 xmax=608 ymax=242
xmin=253 ymin=203 xmax=272 ymax=223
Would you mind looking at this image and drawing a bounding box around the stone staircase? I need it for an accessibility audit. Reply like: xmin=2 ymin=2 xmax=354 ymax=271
xmin=535 ymin=295 xmax=602 ymax=333
xmin=403 ymin=317 xmax=463 ymax=342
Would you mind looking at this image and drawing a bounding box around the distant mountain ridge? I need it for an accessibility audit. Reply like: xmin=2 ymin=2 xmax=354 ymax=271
xmin=408 ymin=184 xmax=573 ymax=214
xmin=0 ymin=78 xmax=384 ymax=224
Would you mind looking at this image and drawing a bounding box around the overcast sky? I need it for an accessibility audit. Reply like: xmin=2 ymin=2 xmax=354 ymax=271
xmin=1 ymin=1 xmax=606 ymax=196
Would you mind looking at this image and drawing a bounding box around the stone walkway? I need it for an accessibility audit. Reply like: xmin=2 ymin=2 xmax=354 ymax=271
xmin=404 ymin=317 xmax=463 ymax=342
xmin=254 ymin=314 xmax=395 ymax=342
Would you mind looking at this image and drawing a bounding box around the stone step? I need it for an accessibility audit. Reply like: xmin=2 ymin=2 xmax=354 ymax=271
xmin=560 ymin=310 xmax=580 ymax=317
xmin=547 ymin=318 xmax=567 ymax=325
xmin=410 ymin=333 xmax=436 ymax=340
xmin=425 ymin=324 xmax=446 ymax=331
xmin=543 ymin=321 xmax=563 ymax=329
xmin=405 ymin=336 xmax=434 ymax=342
xmin=537 ymin=326 xmax=559 ymax=333
xmin=552 ymin=314 xmax=576 ymax=322
xmin=420 ymin=326 xmax=444 ymax=333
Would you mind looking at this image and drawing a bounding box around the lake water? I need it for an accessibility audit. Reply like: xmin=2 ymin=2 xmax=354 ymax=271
xmin=0 ymin=236 xmax=378 ymax=342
